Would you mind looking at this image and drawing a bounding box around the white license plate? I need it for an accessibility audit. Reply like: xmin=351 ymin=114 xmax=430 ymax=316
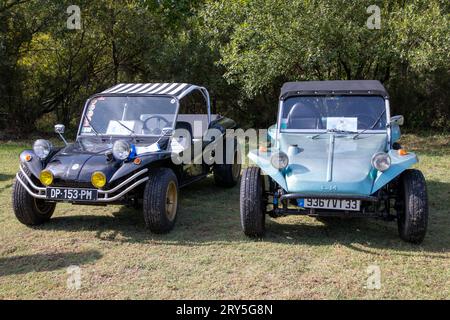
xmin=298 ymin=198 xmax=361 ymax=211
xmin=46 ymin=187 xmax=98 ymax=201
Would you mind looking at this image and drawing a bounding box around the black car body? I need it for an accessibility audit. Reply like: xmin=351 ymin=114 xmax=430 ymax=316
xmin=13 ymin=83 xmax=241 ymax=233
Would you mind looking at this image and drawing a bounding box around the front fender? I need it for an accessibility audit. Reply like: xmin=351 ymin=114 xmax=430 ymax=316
xmin=248 ymin=149 xmax=287 ymax=191
xmin=19 ymin=150 xmax=44 ymax=178
xmin=371 ymin=150 xmax=418 ymax=193
xmin=109 ymin=151 xmax=172 ymax=183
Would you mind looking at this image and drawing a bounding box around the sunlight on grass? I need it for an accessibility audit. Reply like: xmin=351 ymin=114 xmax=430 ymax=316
xmin=0 ymin=134 xmax=448 ymax=299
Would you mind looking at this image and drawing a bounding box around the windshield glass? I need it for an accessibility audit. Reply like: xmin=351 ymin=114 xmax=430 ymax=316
xmin=280 ymin=95 xmax=386 ymax=132
xmin=79 ymin=96 xmax=178 ymax=136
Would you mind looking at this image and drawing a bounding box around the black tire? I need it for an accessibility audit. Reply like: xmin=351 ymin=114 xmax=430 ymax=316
xmin=143 ymin=168 xmax=179 ymax=234
xmin=12 ymin=171 xmax=55 ymax=226
xmin=240 ymin=167 xmax=265 ymax=237
xmin=397 ymin=169 xmax=428 ymax=244
xmin=213 ymin=141 xmax=241 ymax=188
xmin=315 ymin=216 xmax=340 ymax=223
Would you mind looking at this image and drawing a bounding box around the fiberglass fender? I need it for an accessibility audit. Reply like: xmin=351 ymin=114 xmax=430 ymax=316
xmin=371 ymin=150 xmax=418 ymax=194
xmin=109 ymin=151 xmax=172 ymax=184
xmin=19 ymin=150 xmax=44 ymax=178
xmin=247 ymin=149 xmax=287 ymax=191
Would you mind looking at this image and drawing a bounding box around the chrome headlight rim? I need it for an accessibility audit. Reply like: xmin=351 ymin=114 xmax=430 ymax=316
xmin=112 ymin=140 xmax=131 ymax=160
xmin=270 ymin=151 xmax=289 ymax=170
xmin=371 ymin=152 xmax=391 ymax=172
xmin=33 ymin=139 xmax=53 ymax=160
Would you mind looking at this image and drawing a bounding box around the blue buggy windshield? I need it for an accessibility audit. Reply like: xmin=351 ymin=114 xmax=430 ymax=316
xmin=280 ymin=96 xmax=387 ymax=132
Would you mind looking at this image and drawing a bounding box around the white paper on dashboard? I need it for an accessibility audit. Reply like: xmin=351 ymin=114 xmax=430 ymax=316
xmin=136 ymin=143 xmax=160 ymax=154
xmin=326 ymin=117 xmax=358 ymax=132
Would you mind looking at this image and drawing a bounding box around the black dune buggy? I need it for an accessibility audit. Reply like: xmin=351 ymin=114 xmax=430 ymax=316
xmin=13 ymin=83 xmax=241 ymax=233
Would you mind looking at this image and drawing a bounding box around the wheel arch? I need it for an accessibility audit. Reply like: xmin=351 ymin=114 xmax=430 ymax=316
xmin=371 ymin=150 xmax=418 ymax=194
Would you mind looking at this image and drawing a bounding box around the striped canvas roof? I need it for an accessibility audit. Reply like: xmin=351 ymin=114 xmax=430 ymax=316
xmin=101 ymin=83 xmax=194 ymax=98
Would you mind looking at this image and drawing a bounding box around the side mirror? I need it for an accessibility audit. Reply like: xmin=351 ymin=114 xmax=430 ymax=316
xmin=161 ymin=127 xmax=173 ymax=136
xmin=390 ymin=115 xmax=404 ymax=126
xmin=54 ymin=124 xmax=68 ymax=145
xmin=54 ymin=124 xmax=65 ymax=134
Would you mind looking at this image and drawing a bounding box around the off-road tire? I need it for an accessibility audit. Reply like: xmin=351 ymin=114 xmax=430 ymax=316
xmin=213 ymin=140 xmax=241 ymax=188
xmin=316 ymin=216 xmax=340 ymax=223
xmin=397 ymin=169 xmax=428 ymax=244
xmin=240 ymin=167 xmax=265 ymax=237
xmin=143 ymin=168 xmax=179 ymax=234
xmin=12 ymin=170 xmax=55 ymax=226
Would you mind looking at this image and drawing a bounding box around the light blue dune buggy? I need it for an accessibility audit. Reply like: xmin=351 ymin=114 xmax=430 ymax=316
xmin=240 ymin=80 xmax=428 ymax=243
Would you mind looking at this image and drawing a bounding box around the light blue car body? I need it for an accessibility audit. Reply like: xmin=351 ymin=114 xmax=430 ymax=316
xmin=249 ymin=103 xmax=417 ymax=197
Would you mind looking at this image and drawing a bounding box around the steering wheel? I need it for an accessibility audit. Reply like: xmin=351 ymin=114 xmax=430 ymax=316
xmin=353 ymin=114 xmax=376 ymax=130
xmin=143 ymin=115 xmax=170 ymax=135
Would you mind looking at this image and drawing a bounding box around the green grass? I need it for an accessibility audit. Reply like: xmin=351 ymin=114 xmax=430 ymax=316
xmin=0 ymin=133 xmax=449 ymax=299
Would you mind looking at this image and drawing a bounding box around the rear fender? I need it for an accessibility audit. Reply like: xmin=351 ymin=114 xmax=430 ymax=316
xmin=371 ymin=150 xmax=418 ymax=193
xmin=248 ymin=149 xmax=287 ymax=191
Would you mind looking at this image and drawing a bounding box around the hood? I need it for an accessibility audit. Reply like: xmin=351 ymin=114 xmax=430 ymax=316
xmin=279 ymin=133 xmax=387 ymax=195
xmin=45 ymin=142 xmax=118 ymax=185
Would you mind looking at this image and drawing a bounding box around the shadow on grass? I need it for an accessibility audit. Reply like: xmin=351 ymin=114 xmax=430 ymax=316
xmin=0 ymin=250 xmax=102 ymax=277
xmin=36 ymin=178 xmax=449 ymax=257
xmin=0 ymin=183 xmax=12 ymax=193
xmin=0 ymin=173 xmax=14 ymax=182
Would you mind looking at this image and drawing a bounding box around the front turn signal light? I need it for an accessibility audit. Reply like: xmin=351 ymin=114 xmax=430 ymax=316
xmin=398 ymin=149 xmax=408 ymax=156
xmin=39 ymin=170 xmax=53 ymax=186
xmin=91 ymin=171 xmax=107 ymax=189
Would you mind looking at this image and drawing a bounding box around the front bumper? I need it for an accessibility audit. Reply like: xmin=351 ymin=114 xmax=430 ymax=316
xmin=270 ymin=192 xmax=383 ymax=218
xmin=16 ymin=166 xmax=149 ymax=203
xmin=279 ymin=193 xmax=379 ymax=202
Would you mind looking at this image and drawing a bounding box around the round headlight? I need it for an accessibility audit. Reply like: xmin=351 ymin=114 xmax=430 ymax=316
xmin=91 ymin=171 xmax=107 ymax=189
xmin=112 ymin=140 xmax=131 ymax=160
xmin=33 ymin=139 xmax=53 ymax=160
xmin=39 ymin=170 xmax=54 ymax=186
xmin=372 ymin=152 xmax=391 ymax=172
xmin=270 ymin=151 xmax=289 ymax=170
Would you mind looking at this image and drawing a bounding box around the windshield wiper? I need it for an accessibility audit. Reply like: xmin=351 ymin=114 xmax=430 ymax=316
xmin=312 ymin=128 xmax=357 ymax=139
xmin=353 ymin=110 xmax=386 ymax=139
xmin=83 ymin=114 xmax=99 ymax=136
xmin=116 ymin=120 xmax=136 ymax=137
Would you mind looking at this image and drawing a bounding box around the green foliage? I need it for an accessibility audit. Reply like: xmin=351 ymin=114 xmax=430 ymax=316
xmin=202 ymin=0 xmax=450 ymax=128
xmin=0 ymin=0 xmax=448 ymax=136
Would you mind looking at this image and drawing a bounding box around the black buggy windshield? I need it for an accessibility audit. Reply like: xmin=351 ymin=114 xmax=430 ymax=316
xmin=79 ymin=96 xmax=178 ymax=136
xmin=280 ymin=95 xmax=387 ymax=132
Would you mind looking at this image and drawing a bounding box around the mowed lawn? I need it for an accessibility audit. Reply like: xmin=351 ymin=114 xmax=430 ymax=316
xmin=0 ymin=133 xmax=448 ymax=299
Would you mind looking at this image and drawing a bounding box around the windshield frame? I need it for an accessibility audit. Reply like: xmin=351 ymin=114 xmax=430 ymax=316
xmin=275 ymin=94 xmax=390 ymax=148
xmin=76 ymin=93 xmax=181 ymax=139
xmin=277 ymin=94 xmax=389 ymax=133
